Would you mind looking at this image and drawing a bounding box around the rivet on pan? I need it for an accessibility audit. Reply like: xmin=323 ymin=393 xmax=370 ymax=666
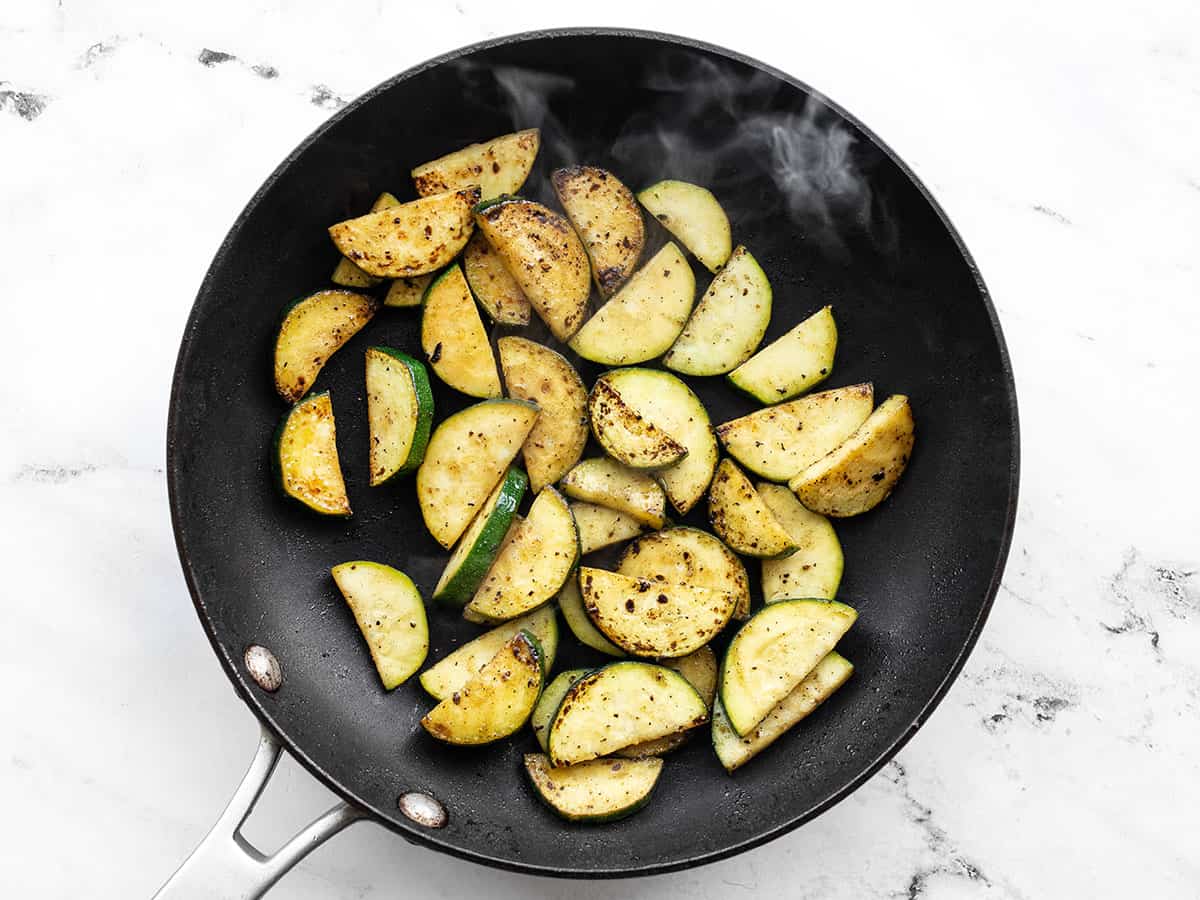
xmin=398 ymin=791 xmax=447 ymax=828
xmin=244 ymin=645 xmax=282 ymax=692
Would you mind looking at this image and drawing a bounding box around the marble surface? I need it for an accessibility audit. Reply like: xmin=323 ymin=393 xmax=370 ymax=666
xmin=3 ymin=1 xmax=1199 ymax=896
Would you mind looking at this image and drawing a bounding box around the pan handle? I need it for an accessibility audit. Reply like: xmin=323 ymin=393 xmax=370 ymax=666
xmin=153 ymin=724 xmax=366 ymax=899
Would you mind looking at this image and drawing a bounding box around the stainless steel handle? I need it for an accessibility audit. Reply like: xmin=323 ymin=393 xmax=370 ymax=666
xmin=153 ymin=724 xmax=366 ymax=899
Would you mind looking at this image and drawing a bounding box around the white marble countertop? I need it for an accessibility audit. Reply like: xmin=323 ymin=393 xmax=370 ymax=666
xmin=3 ymin=1 xmax=1199 ymax=896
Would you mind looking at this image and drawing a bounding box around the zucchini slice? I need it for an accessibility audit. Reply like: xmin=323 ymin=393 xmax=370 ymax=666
xmin=330 ymin=561 xmax=428 ymax=689
xmin=579 ymin=566 xmax=736 ymax=658
xmin=383 ymin=274 xmax=432 ymax=309
xmin=274 ymin=290 xmax=377 ymax=404
xmin=474 ymin=198 xmax=590 ymax=342
xmin=331 ymin=192 xmax=402 ymax=288
xmin=557 ymin=578 xmax=624 ymax=657
xmin=637 ymin=180 xmax=731 ymax=272
xmin=595 ymin=369 xmax=718 ymax=515
xmin=662 ymin=246 xmax=771 ymax=376
xmin=432 ymin=467 xmax=527 ymax=604
xmin=328 ymin=187 xmax=479 ymax=279
xmin=571 ymin=502 xmax=647 ymax=555
xmin=617 ymin=527 xmax=751 ymax=621
xmin=411 ymin=129 xmax=540 ymax=199
xmin=568 ymin=243 xmax=695 ymax=365
xmin=708 ymin=459 xmax=797 ymax=558
xmin=416 ymin=399 xmax=539 ymax=547
xmin=463 ymin=231 xmax=531 ymax=325
xmin=588 ymin=378 xmax=687 ymax=471
xmin=548 ymin=661 xmax=708 ymax=766
xmin=365 ymin=347 xmax=434 ymax=486
xmin=616 ymin=645 xmax=718 ymax=758
xmin=524 ymin=754 xmax=662 ymax=823
xmin=418 ymin=605 xmax=558 ymax=700
xmin=789 ymin=395 xmax=915 ymax=517
xmin=716 ymin=383 xmax=874 ymax=482
xmin=712 ymin=652 xmax=853 ymax=772
xmin=273 ymin=391 xmax=351 ymax=516
xmin=720 ymin=599 xmax=857 ymax=736
xmin=497 ymin=337 xmax=588 ymax=493
xmin=560 ymin=457 xmax=667 ymax=528
xmin=464 ymin=486 xmax=580 ymax=623
xmin=757 ymin=484 xmax=844 ymax=602
xmin=420 ymin=264 xmax=502 ymax=398
xmin=531 ymin=669 xmax=592 ymax=751
xmin=727 ymin=306 xmax=837 ymax=404
xmin=551 ymin=165 xmax=644 ymax=296
xmin=420 ymin=630 xmax=543 ymax=745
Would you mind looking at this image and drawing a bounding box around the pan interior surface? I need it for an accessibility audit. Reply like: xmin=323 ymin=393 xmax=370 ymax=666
xmin=168 ymin=30 xmax=1017 ymax=877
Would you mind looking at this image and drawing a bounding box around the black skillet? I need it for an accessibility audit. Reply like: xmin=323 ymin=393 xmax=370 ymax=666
xmin=159 ymin=27 xmax=1018 ymax=896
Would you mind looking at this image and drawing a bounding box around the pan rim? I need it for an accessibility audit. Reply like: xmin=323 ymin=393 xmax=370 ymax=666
xmin=166 ymin=26 xmax=1019 ymax=879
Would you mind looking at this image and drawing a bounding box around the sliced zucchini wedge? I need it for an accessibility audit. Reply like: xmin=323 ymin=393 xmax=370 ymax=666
xmin=727 ymin=305 xmax=837 ymax=404
xmin=531 ymin=669 xmax=592 ymax=752
xmin=411 ymin=129 xmax=539 ymax=199
xmin=720 ymin=599 xmax=857 ymax=736
xmin=588 ymin=378 xmax=688 ymax=470
xmin=416 ymin=399 xmax=539 ymax=547
xmin=420 ymin=630 xmax=543 ymax=745
xmin=365 ymin=347 xmax=434 ymax=486
xmin=420 ymin=264 xmax=502 ymax=398
xmin=617 ymin=645 xmax=718 ymax=758
xmin=548 ymin=661 xmax=708 ymax=766
xmin=579 ymin=566 xmax=736 ymax=658
xmin=662 ymin=246 xmax=771 ymax=376
xmin=383 ymin=274 xmax=432 ymax=308
xmin=571 ymin=502 xmax=647 ymax=555
xmin=757 ymin=483 xmax=844 ymax=602
xmin=568 ymin=243 xmax=695 ymax=365
xmin=713 ymin=652 xmax=853 ymax=772
xmin=331 ymin=192 xmax=402 ymax=287
xmin=789 ymin=394 xmax=915 ymax=517
xmin=418 ymin=605 xmax=558 ymax=701
xmin=617 ymin=527 xmax=751 ymax=621
xmin=463 ymin=231 xmax=531 ymax=325
xmin=274 ymin=290 xmax=377 ymax=404
xmin=708 ymin=459 xmax=797 ymax=558
xmin=432 ymin=467 xmax=527 ymax=604
xmin=637 ymin=180 xmax=731 ymax=272
xmin=330 ymin=561 xmax=428 ymax=689
xmin=474 ymin=198 xmax=590 ymax=342
xmin=464 ymin=486 xmax=579 ymax=623
xmin=551 ymin=165 xmax=645 ymax=296
xmin=273 ymin=391 xmax=351 ymax=516
xmin=558 ymin=578 xmax=624 ymax=657
xmin=560 ymin=457 xmax=667 ymax=528
xmin=328 ymin=186 xmax=479 ymax=279
xmin=497 ymin=337 xmax=588 ymax=493
xmin=716 ymin=383 xmax=874 ymax=482
xmin=525 ymin=754 xmax=663 ymax=823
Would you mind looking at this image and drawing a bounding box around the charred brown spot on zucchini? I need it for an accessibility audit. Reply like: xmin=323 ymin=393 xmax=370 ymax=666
xmin=331 ymin=192 xmax=402 ymax=288
xmin=411 ymin=129 xmax=539 ymax=199
xmin=272 ymin=391 xmax=351 ymax=516
xmin=587 ymin=378 xmax=687 ymax=470
xmin=273 ymin=290 xmax=377 ymax=404
xmin=463 ymin=231 xmax=532 ymax=325
xmin=551 ymin=165 xmax=644 ymax=296
xmin=708 ymin=459 xmax=797 ymax=558
xmin=617 ymin=527 xmax=751 ymax=621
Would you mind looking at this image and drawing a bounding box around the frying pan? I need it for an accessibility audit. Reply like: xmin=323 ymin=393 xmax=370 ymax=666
xmin=159 ymin=27 xmax=1019 ymax=897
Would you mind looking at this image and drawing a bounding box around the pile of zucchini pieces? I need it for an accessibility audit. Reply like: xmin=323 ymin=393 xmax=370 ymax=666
xmin=270 ymin=128 xmax=916 ymax=824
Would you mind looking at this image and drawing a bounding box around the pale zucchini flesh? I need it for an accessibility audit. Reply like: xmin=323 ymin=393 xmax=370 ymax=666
xmin=330 ymin=561 xmax=428 ymax=689
xmin=616 ymin=645 xmax=718 ymax=758
xmin=560 ymin=457 xmax=667 ymax=528
xmin=418 ymin=605 xmax=558 ymax=700
xmin=757 ymin=483 xmax=844 ymax=602
xmin=708 ymin=459 xmax=797 ymax=558
xmin=331 ymin=191 xmax=401 ymax=287
xmin=587 ymin=378 xmax=688 ymax=470
xmin=531 ymin=669 xmax=592 ymax=752
xmin=463 ymin=231 xmax=532 ymax=325
xmin=720 ymin=599 xmax=857 ymax=736
xmin=384 ymin=274 xmax=432 ymax=308
xmin=663 ymin=246 xmax=772 ymax=376
xmin=727 ymin=305 xmax=837 ymax=404
xmin=548 ymin=661 xmax=708 ymax=766
xmin=789 ymin=394 xmax=915 ymax=517
xmin=497 ymin=337 xmax=588 ymax=493
xmin=420 ymin=264 xmax=502 ymax=398
xmin=571 ymin=502 xmax=647 ymax=555
xmin=273 ymin=391 xmax=351 ymax=516
xmin=416 ymin=399 xmax=539 ymax=548
xmin=617 ymin=527 xmax=751 ymax=621
xmin=637 ymin=180 xmax=732 ymax=272
xmin=713 ymin=652 xmax=853 ymax=772
xmin=328 ymin=187 xmax=479 ymax=278
xmin=411 ymin=129 xmax=539 ymax=199
xmin=579 ymin=566 xmax=736 ymax=658
xmin=365 ymin=347 xmax=434 ymax=486
xmin=568 ymin=243 xmax=695 ymax=365
xmin=551 ymin=165 xmax=645 ymax=296
xmin=274 ymin=290 xmax=377 ymax=404
xmin=432 ymin=467 xmax=527 ymax=604
xmin=558 ymin=577 xmax=624 ymax=657
xmin=525 ymin=754 xmax=662 ymax=823
xmin=716 ymin=383 xmax=874 ymax=482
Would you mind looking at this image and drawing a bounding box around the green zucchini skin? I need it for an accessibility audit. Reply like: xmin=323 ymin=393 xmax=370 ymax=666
xmin=367 ymin=346 xmax=435 ymax=485
xmin=270 ymin=390 xmax=351 ymax=517
xmin=433 ymin=467 xmax=528 ymax=605
xmin=524 ymin=754 xmax=663 ymax=823
xmin=472 ymin=194 xmax=523 ymax=215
